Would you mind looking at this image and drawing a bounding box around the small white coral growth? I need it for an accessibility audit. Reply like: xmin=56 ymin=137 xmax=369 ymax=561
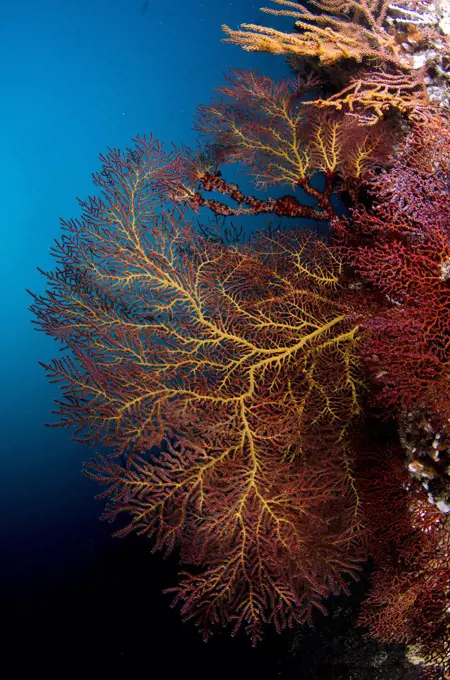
xmin=441 ymin=257 xmax=450 ymax=281
xmin=387 ymin=0 xmax=450 ymax=106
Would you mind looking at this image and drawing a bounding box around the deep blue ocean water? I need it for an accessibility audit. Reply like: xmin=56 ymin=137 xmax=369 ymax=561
xmin=0 ymin=0 xmax=306 ymax=673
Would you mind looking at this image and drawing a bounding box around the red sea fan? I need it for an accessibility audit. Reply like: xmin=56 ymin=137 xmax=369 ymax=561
xmin=354 ymin=441 xmax=449 ymax=679
xmin=359 ymin=488 xmax=450 ymax=679
xmin=333 ymin=114 xmax=450 ymax=429
xmin=30 ymin=134 xmax=365 ymax=643
xmin=182 ymin=69 xmax=393 ymax=222
xmin=86 ymin=441 xmax=364 ymax=644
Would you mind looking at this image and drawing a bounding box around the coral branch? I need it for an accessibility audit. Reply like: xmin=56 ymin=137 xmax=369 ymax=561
xmin=86 ymin=442 xmax=363 ymax=644
xmin=333 ymin=113 xmax=450 ymax=430
xmin=175 ymin=70 xmax=391 ymax=222
xmin=307 ymin=70 xmax=432 ymax=124
xmin=222 ymin=0 xmax=411 ymax=68
xmin=30 ymin=135 xmax=365 ymax=641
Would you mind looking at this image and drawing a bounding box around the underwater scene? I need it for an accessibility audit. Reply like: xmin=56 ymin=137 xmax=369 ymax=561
xmin=1 ymin=0 xmax=449 ymax=676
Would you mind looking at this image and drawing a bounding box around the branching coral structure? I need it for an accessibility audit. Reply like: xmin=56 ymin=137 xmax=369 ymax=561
xmin=28 ymin=32 xmax=450 ymax=670
xmin=356 ymin=446 xmax=450 ymax=678
xmin=223 ymin=0 xmax=450 ymax=122
xmin=333 ymin=114 xmax=450 ymax=432
xmin=30 ymin=135 xmax=366 ymax=643
xmin=223 ymin=0 xmax=411 ymax=68
xmin=176 ymin=70 xmax=392 ymax=219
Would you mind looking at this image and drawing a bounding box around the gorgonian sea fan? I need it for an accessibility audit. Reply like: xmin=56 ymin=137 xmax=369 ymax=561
xmin=30 ymin=133 xmax=365 ymax=642
xmin=179 ymin=70 xmax=393 ymax=221
xmin=333 ymin=114 xmax=450 ymax=429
